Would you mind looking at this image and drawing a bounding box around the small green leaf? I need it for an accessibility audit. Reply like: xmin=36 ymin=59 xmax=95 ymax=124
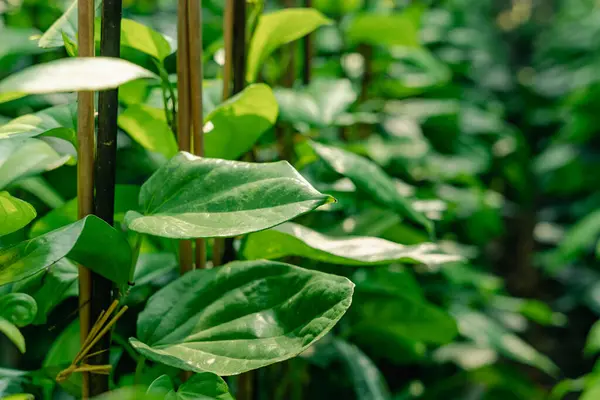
xmin=0 ymin=317 xmax=25 ymax=353
xmin=310 ymin=141 xmax=433 ymax=235
xmin=242 ymin=222 xmax=459 ymax=266
xmin=346 ymin=8 xmax=422 ymax=47
xmin=205 ymin=83 xmax=278 ymax=160
xmin=118 ymin=105 xmax=177 ymax=159
xmin=124 ymin=152 xmax=332 ymax=239
xmin=62 ymin=32 xmax=78 ymax=56
xmin=247 ymin=8 xmax=331 ymax=82
xmin=130 ymin=260 xmax=354 ymax=375
xmin=91 ymin=387 xmax=164 ymax=400
xmin=0 ymin=192 xmax=37 ymax=237
xmin=0 ymin=215 xmax=132 ymax=286
xmin=148 ymin=373 xmax=234 ymax=400
xmin=0 ymin=57 xmax=157 ymax=104
xmin=0 ymin=293 xmax=37 ymax=327
xmin=585 ymin=320 xmax=600 ymax=356
xmin=38 ymin=0 xmax=102 ymax=48
xmin=0 ymin=103 xmax=77 ymax=143
xmin=147 ymin=375 xmax=175 ymax=396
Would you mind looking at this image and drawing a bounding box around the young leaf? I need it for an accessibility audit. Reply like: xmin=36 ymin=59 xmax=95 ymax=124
xmin=346 ymin=8 xmax=422 ymax=47
xmin=146 ymin=375 xmax=174 ymax=396
xmin=0 ymin=192 xmax=37 ymax=237
xmin=242 ymin=222 xmax=459 ymax=266
xmin=310 ymin=142 xmax=434 ymax=235
xmin=0 ymin=318 xmax=26 ymax=353
xmin=38 ymin=0 xmax=102 ymax=48
xmin=0 ymin=57 xmax=157 ymax=104
xmin=0 ymin=293 xmax=38 ymax=327
xmin=585 ymin=319 xmax=600 ymax=356
xmin=0 ymin=215 xmax=132 ymax=286
xmin=0 ymin=103 xmax=77 ymax=143
xmin=204 ymin=83 xmax=278 ymax=160
xmin=147 ymin=373 xmax=234 ymax=400
xmin=124 ymin=152 xmax=333 ymax=239
xmin=247 ymin=8 xmax=332 ymax=82
xmin=130 ymin=260 xmax=354 ymax=375
xmin=118 ymin=105 xmax=177 ymax=159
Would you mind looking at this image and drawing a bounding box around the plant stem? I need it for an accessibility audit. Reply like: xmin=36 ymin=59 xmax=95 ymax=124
xmin=77 ymin=0 xmax=95 ymax=397
xmin=134 ymin=356 xmax=146 ymax=385
xmin=302 ymin=0 xmax=312 ymax=85
xmin=90 ymin=0 xmax=122 ymax=395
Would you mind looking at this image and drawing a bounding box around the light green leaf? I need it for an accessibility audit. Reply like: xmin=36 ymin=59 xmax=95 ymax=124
xmin=38 ymin=0 xmax=102 ymax=48
xmin=94 ymin=18 xmax=172 ymax=61
xmin=247 ymin=8 xmax=331 ymax=82
xmin=148 ymin=373 xmax=234 ymax=400
xmin=0 ymin=192 xmax=36 ymax=237
xmin=205 ymin=83 xmax=278 ymax=160
xmin=275 ymin=79 xmax=357 ymax=128
xmin=0 ymin=103 xmax=77 ymax=143
xmin=118 ymin=105 xmax=177 ymax=159
xmin=585 ymin=320 xmax=600 ymax=356
xmin=130 ymin=260 xmax=354 ymax=375
xmin=13 ymin=259 xmax=78 ymax=325
xmin=0 ymin=57 xmax=157 ymax=104
xmin=1 ymin=394 xmax=35 ymax=400
xmin=0 ymin=28 xmax=44 ymax=59
xmin=0 ymin=317 xmax=25 ymax=353
xmin=0 ymin=139 xmax=71 ymax=190
xmin=346 ymin=8 xmax=421 ymax=47
xmin=91 ymin=387 xmax=164 ymax=400
xmin=0 ymin=293 xmax=37 ymax=327
xmin=0 ymin=215 xmax=132 ymax=286
xmin=124 ymin=152 xmax=332 ymax=239
xmin=310 ymin=141 xmax=433 ymax=235
xmin=242 ymin=222 xmax=458 ymax=266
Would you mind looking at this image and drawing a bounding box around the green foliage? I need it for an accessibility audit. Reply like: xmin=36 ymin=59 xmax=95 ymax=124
xmin=147 ymin=373 xmax=234 ymax=400
xmin=0 ymin=192 xmax=36 ymax=237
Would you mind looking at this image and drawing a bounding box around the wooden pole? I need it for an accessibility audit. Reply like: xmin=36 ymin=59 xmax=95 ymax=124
xmin=90 ymin=0 xmax=122 ymax=395
xmin=77 ymin=0 xmax=95 ymax=397
xmin=302 ymin=0 xmax=312 ymax=85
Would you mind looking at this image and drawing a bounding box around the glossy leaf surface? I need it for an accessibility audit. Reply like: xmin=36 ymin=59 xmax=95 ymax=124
xmin=147 ymin=373 xmax=234 ymax=400
xmin=38 ymin=0 xmax=102 ymax=48
xmin=242 ymin=222 xmax=458 ymax=266
xmin=130 ymin=260 xmax=354 ymax=375
xmin=0 ymin=215 xmax=131 ymax=286
xmin=0 ymin=192 xmax=36 ymax=237
xmin=118 ymin=105 xmax=177 ymax=159
xmin=124 ymin=152 xmax=332 ymax=239
xmin=0 ymin=103 xmax=77 ymax=143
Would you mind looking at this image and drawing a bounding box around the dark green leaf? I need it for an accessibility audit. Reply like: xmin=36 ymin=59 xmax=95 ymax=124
xmin=0 ymin=192 xmax=36 ymax=237
xmin=130 ymin=260 xmax=354 ymax=375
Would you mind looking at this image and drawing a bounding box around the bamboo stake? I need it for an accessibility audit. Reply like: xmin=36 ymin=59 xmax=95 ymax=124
xmin=77 ymin=0 xmax=95 ymax=396
xmin=188 ymin=0 xmax=206 ymax=270
xmin=302 ymin=0 xmax=312 ymax=85
xmin=90 ymin=0 xmax=122 ymax=395
xmin=177 ymin=0 xmax=194 ymax=274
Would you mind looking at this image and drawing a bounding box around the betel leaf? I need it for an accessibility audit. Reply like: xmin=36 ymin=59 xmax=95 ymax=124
xmin=0 ymin=192 xmax=36 ymax=237
xmin=130 ymin=260 xmax=354 ymax=375
xmin=124 ymin=152 xmax=333 ymax=239
xmin=346 ymin=7 xmax=422 ymax=47
xmin=0 ymin=103 xmax=77 ymax=143
xmin=242 ymin=222 xmax=459 ymax=266
xmin=0 ymin=139 xmax=71 ymax=190
xmin=247 ymin=8 xmax=331 ymax=82
xmin=275 ymin=79 xmax=357 ymax=129
xmin=0 ymin=318 xmax=25 ymax=353
xmin=310 ymin=141 xmax=434 ymax=235
xmin=38 ymin=0 xmax=102 ymax=48
xmin=147 ymin=373 xmax=234 ymax=400
xmin=0 ymin=215 xmax=132 ymax=286
xmin=94 ymin=18 xmax=172 ymax=61
xmin=0 ymin=57 xmax=157 ymax=104
xmin=204 ymin=83 xmax=278 ymax=160
xmin=0 ymin=28 xmax=44 ymax=60
xmin=0 ymin=293 xmax=37 ymax=327
xmin=118 ymin=105 xmax=177 ymax=159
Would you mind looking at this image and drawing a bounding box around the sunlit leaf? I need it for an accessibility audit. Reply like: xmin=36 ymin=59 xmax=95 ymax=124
xmin=346 ymin=7 xmax=422 ymax=47
xmin=38 ymin=0 xmax=102 ymax=48
xmin=118 ymin=105 xmax=177 ymax=159
xmin=0 ymin=103 xmax=77 ymax=143
xmin=0 ymin=192 xmax=36 ymax=237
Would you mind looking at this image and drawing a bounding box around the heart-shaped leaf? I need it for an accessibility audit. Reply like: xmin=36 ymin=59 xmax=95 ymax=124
xmin=0 ymin=57 xmax=157 ymax=104
xmin=310 ymin=141 xmax=433 ymax=235
xmin=0 ymin=103 xmax=77 ymax=143
xmin=147 ymin=373 xmax=234 ymax=400
xmin=38 ymin=0 xmax=102 ymax=48
xmin=130 ymin=260 xmax=354 ymax=375
xmin=247 ymin=8 xmax=331 ymax=82
xmin=118 ymin=105 xmax=177 ymax=159
xmin=124 ymin=152 xmax=333 ymax=239
xmin=0 ymin=215 xmax=132 ymax=286
xmin=243 ymin=222 xmax=459 ymax=266
xmin=204 ymin=83 xmax=278 ymax=160
xmin=0 ymin=192 xmax=36 ymax=237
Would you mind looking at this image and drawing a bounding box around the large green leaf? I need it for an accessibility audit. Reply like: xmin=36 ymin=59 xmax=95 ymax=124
xmin=0 ymin=215 xmax=132 ymax=286
xmin=242 ymin=222 xmax=458 ymax=266
xmin=310 ymin=142 xmax=433 ymax=235
xmin=0 ymin=103 xmax=77 ymax=143
xmin=147 ymin=373 xmax=234 ymax=400
xmin=275 ymin=79 xmax=357 ymax=129
xmin=0 ymin=139 xmax=70 ymax=190
xmin=130 ymin=260 xmax=354 ymax=375
xmin=124 ymin=152 xmax=332 ymax=239
xmin=0 ymin=57 xmax=157 ymax=104
xmin=247 ymin=8 xmax=331 ymax=82
xmin=204 ymin=83 xmax=278 ymax=160
xmin=38 ymin=0 xmax=102 ymax=48
xmin=346 ymin=8 xmax=421 ymax=47
xmin=0 ymin=192 xmax=36 ymax=237
xmin=118 ymin=105 xmax=177 ymax=159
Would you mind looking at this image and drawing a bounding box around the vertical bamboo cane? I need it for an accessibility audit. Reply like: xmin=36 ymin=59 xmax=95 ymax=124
xmin=302 ymin=0 xmax=312 ymax=85
xmin=77 ymin=0 xmax=95 ymax=397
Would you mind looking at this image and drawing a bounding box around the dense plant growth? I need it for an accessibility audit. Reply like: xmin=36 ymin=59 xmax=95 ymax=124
xmin=1 ymin=0 xmax=600 ymax=399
